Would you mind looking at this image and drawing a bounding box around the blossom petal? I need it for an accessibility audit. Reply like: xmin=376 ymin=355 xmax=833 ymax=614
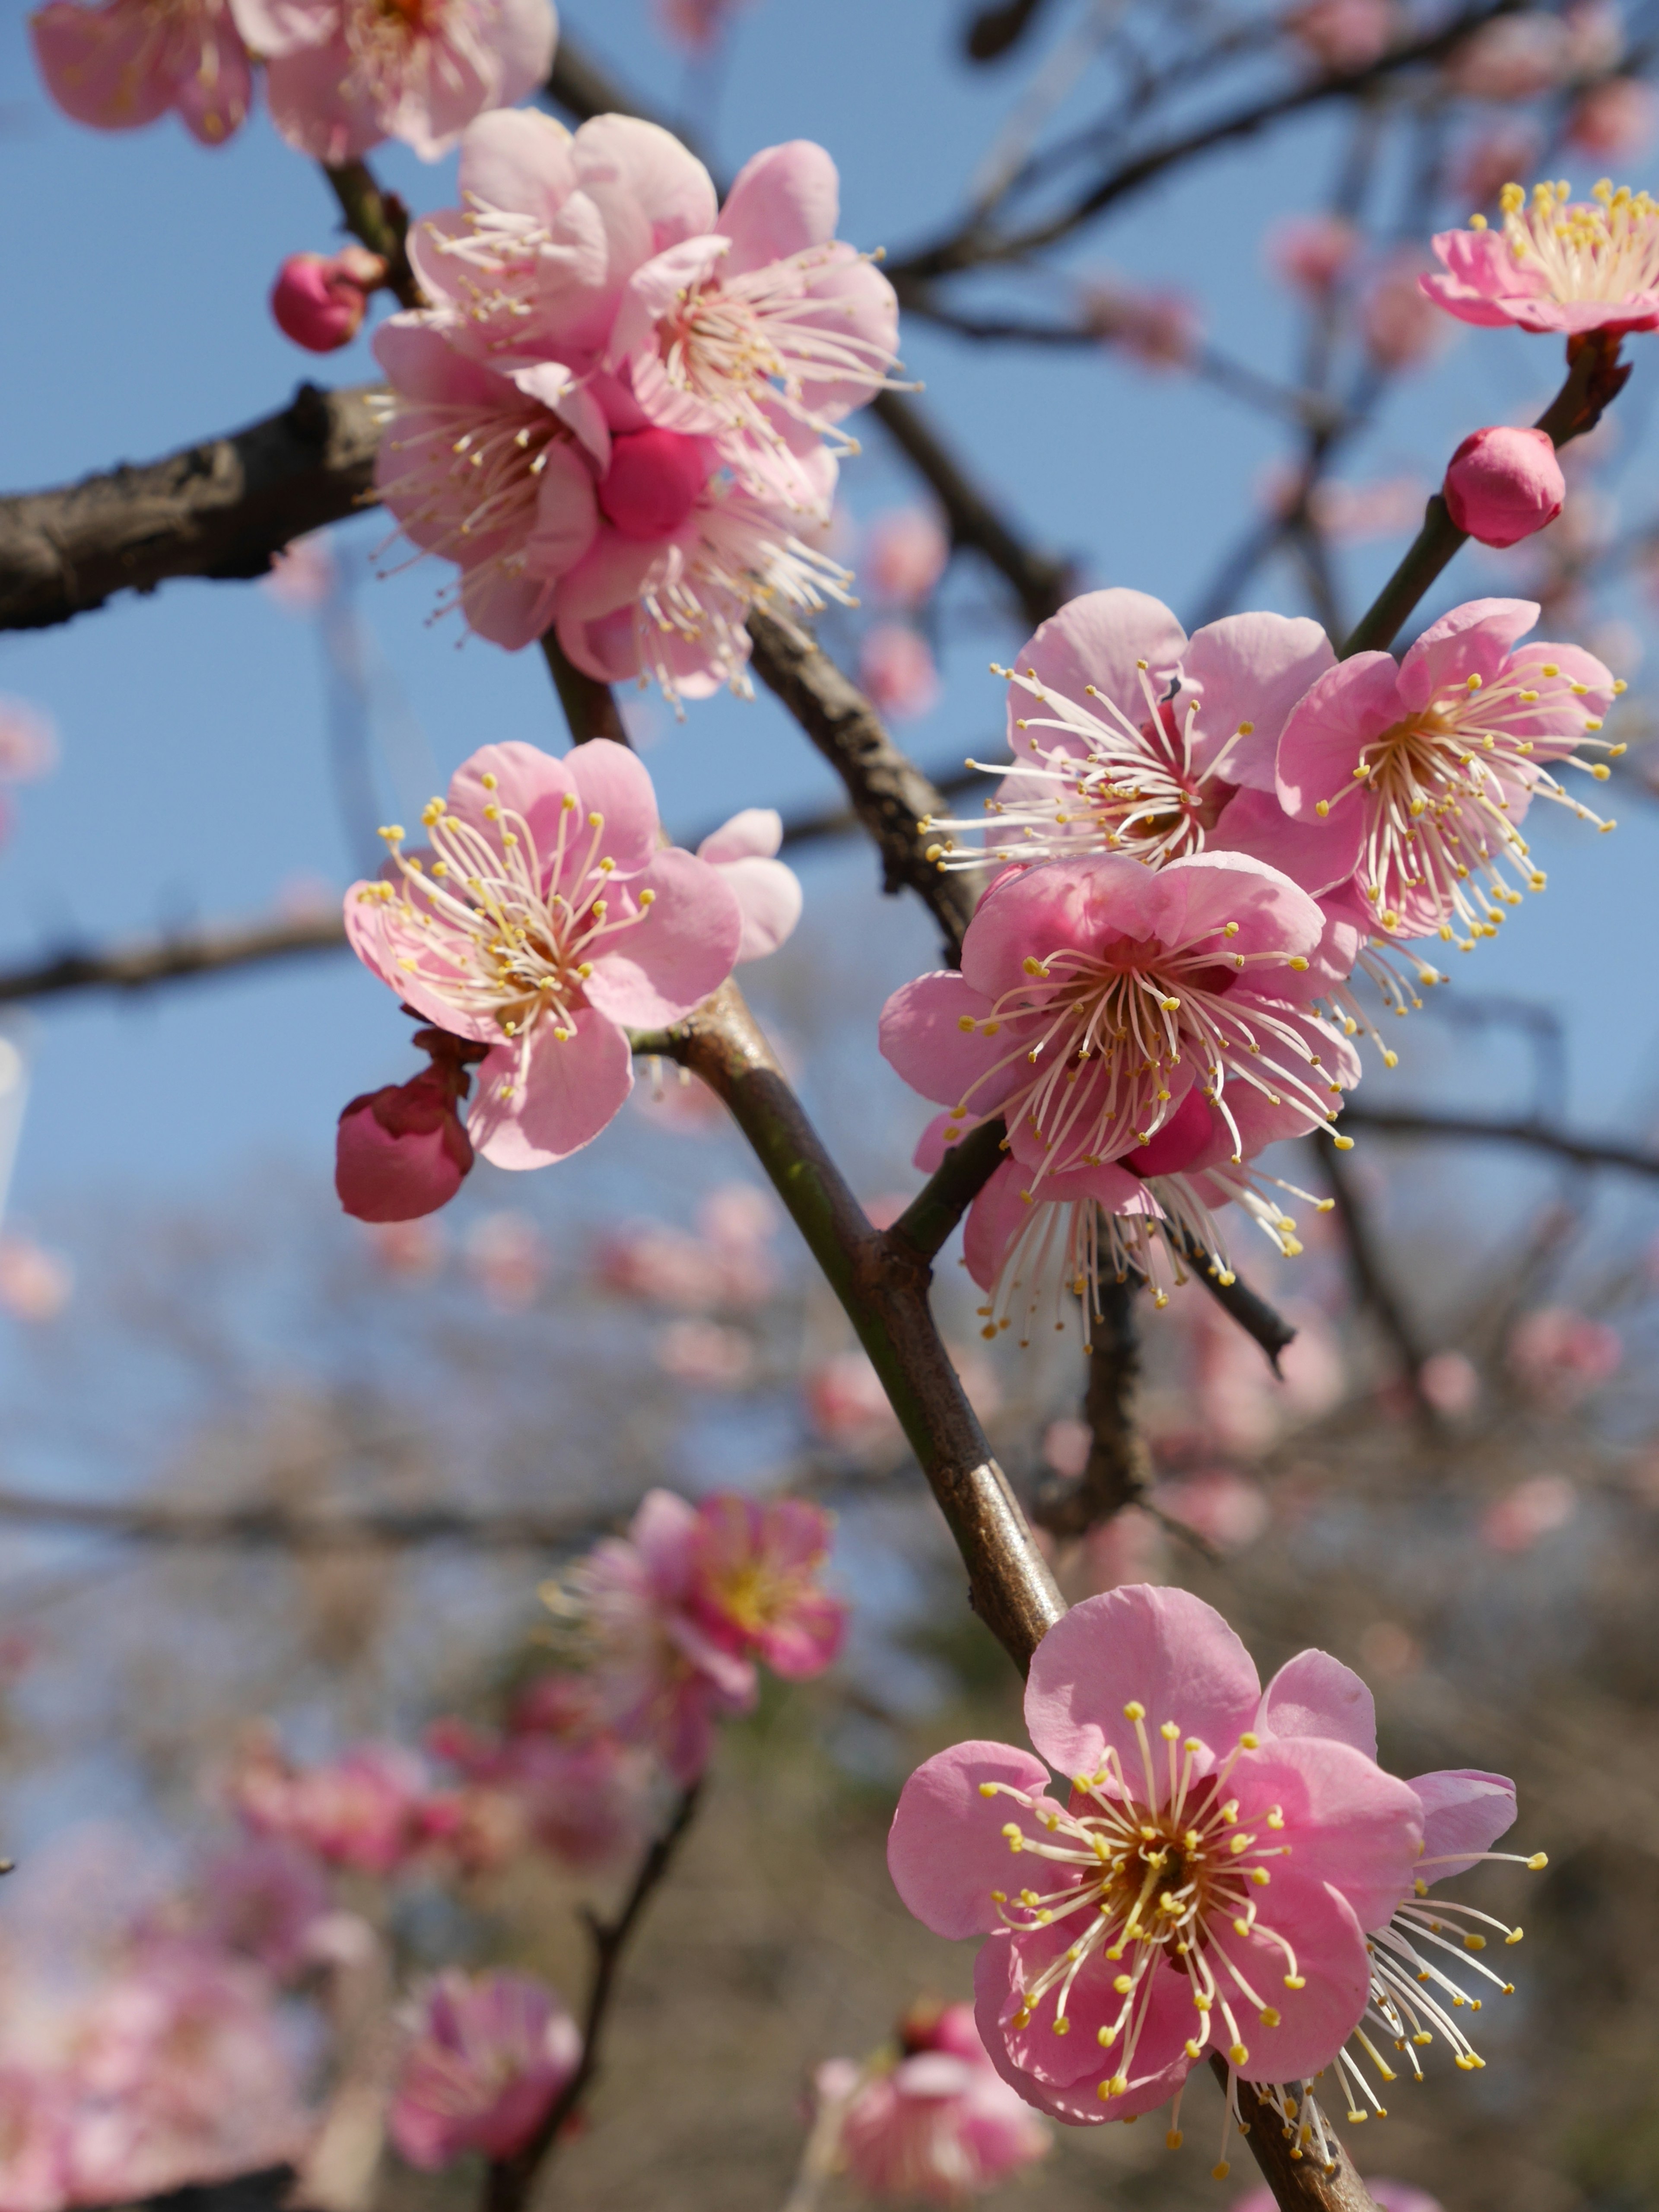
xmin=718 ymin=140 xmax=839 ymax=273
xmin=1275 ymin=654 xmax=1404 ymax=817
xmin=1223 ymin=1877 xmax=1372 ymax=2080
xmin=448 ymin=741 xmax=577 ymax=852
xmin=1257 ymin=1649 xmax=1378 ymax=1760
xmin=572 ymin=114 xmax=719 ymax=252
xmin=718 ymin=856 xmax=803 ymax=962
xmin=1209 ymin=785 xmax=1362 ymax=900
xmin=564 ymin=738 xmax=662 ymax=872
xmin=468 ymin=1012 xmax=632 ymax=1168
xmin=1023 ymin=1586 xmax=1261 ymax=1789
xmin=583 ymin=849 xmax=742 ymax=1027
xmin=1182 ymin=612 xmax=1335 ymax=789
xmin=1397 ymin=597 xmax=1539 ymax=711
xmin=1229 ymin=1735 xmax=1422 ymax=1933
xmin=887 ymin=1741 xmax=1061 ymax=1939
xmin=697 ymin=808 xmax=784 ymax=864
xmin=1411 ymin=1768 xmax=1516 ymax=1880
xmin=456 ymin=107 xmax=577 ymax=221
xmin=878 ymin=972 xmax=1020 ymax=1113
xmin=973 ymin=1940 xmax=1190 ymax=2123
xmin=1008 ymin=591 xmax=1187 ymax=752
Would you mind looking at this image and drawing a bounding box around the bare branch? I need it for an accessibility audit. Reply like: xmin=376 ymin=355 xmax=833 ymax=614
xmin=1031 ymin=1279 xmax=1151 ymax=1538
xmin=1339 ymin=1103 xmax=1659 ymax=1179
xmin=0 ymin=1487 xmax=606 ymax=1553
xmin=1220 ymin=2063 xmax=1383 ymax=2212
xmin=0 ymin=913 xmax=348 ymax=1004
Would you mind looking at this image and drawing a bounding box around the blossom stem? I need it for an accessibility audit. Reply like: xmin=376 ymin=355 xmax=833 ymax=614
xmin=321 ymin=159 xmax=422 ymax=310
xmin=483 ymin=1783 xmax=703 ymax=2212
xmin=1340 ymin=331 xmax=1631 ymax=658
xmin=539 ymin=633 xmax=630 ymax=746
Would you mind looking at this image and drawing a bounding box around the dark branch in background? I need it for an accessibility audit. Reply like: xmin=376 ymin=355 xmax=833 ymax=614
xmin=0 ymin=384 xmax=378 ymax=633
xmin=541 ymin=632 xmax=629 ymax=743
xmin=1312 ymin=1138 xmax=1435 ymax=1412
xmin=1340 ymin=1103 xmax=1659 ymax=1179
xmin=0 ymin=1488 xmax=607 ymax=1553
xmin=485 ymin=1783 xmax=703 ymax=2212
xmin=964 ymin=0 xmax=1056 ymax=62
xmin=0 ymin=912 xmax=347 ymax=1005
xmin=1031 ymin=1279 xmax=1152 ymax=1538
xmin=1170 ymin=1227 xmax=1299 ymax=1372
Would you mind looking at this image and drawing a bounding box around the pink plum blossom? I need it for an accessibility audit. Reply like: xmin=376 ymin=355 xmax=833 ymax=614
xmin=1417 ymin=1348 xmax=1481 ymax=1416
xmin=1360 ymin=252 xmax=1446 ymax=369
xmin=865 ymin=507 xmax=950 ymax=607
xmin=0 ymin=700 xmax=59 ymax=785
xmin=887 ymin=1585 xmax=1423 ymax=2122
xmin=0 ymin=1238 xmax=73 ymax=1324
xmin=860 ymin=624 xmax=942 ymax=720
xmin=429 ymin=1715 xmax=649 ymax=1866
xmin=0 ymin=2069 xmax=73 ymax=2212
xmin=547 ymin=1488 xmax=758 ymax=1782
xmin=1567 ymin=77 xmax=1659 ymax=162
xmin=804 ymin=1348 xmax=905 ymax=1452
xmin=1506 ymin=1303 xmax=1621 ymax=1408
xmin=1422 ymin=179 xmax=1659 ymax=336
xmin=1267 ymin=214 xmax=1360 ymax=294
xmin=1275 ymin=597 xmax=1619 ymax=947
xmin=1452 ymin=125 xmax=1544 ymax=212
xmin=228 ymin=0 xmax=557 ymax=163
xmin=345 ymin=741 xmax=742 ymax=1170
xmin=228 ymin=1735 xmax=430 ymax=1875
xmin=196 ymin=1840 xmax=330 ymax=1980
xmin=31 ymin=0 xmax=251 ymax=143
xmin=389 ymin=1970 xmax=580 ymax=2168
xmin=597 ymin=1185 xmax=778 ymax=1310
xmin=655 ymin=1317 xmax=755 ymax=1386
xmin=688 ymin=1493 xmax=846 ymax=1677
xmin=262 ymin=532 xmax=337 ymax=613
xmin=921 ymin=588 xmax=1353 ymax=896
xmin=270 ymin=246 xmax=385 ymax=352
xmin=821 ymin=2003 xmax=1049 ymax=2203
xmin=1080 ymin=279 xmax=1198 ymax=368
xmin=695 ymin=810 xmax=803 ymax=960
xmin=655 ymin=0 xmax=750 ymax=47
xmin=1444 ymin=11 xmax=1570 ymax=99
xmin=1281 ymin=0 xmax=1396 ymax=68
xmin=1151 ymin=1470 xmax=1270 ymax=1551
xmin=366 ymin=1217 xmax=446 ymax=1276
xmin=1443 ymin=426 xmax=1565 ymax=546
xmin=464 ymin=1210 xmax=547 ymax=1309
xmin=1479 ymin=1474 xmax=1577 ymax=1553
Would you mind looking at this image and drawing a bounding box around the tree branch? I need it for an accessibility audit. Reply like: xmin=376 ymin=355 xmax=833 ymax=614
xmin=1339 ymin=1102 xmax=1659 ymax=1178
xmin=1220 ymin=2064 xmax=1383 ymax=2212
xmin=1031 ymin=1278 xmax=1151 ymax=1538
xmin=0 ymin=1487 xmax=608 ymax=1553
xmin=0 ymin=912 xmax=348 ymax=1004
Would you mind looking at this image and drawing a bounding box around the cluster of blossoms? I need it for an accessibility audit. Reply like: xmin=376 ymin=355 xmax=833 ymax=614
xmin=888 ymin=1585 xmax=1542 ymax=2158
xmin=29 ymin=0 xmax=556 ymax=158
xmin=338 ymin=738 xmax=799 ymax=1214
xmin=370 ymin=109 xmax=899 ymax=690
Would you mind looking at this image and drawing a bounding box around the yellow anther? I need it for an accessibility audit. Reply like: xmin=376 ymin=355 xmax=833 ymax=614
xmin=1213 ymin=2162 xmax=1232 ymax=2181
xmin=1160 ymin=1721 xmax=1180 ymax=1741
xmin=1239 ymin=1732 xmax=1259 ymax=1749
xmin=1166 ymin=2130 xmax=1184 ymax=2150
xmin=1229 ymin=2043 xmax=1249 ymax=2066
xmin=1052 ymin=2017 xmax=1071 ymax=2035
xmin=1224 ymin=921 xmax=1239 ymax=937
xmin=378 ymin=823 xmax=405 ymax=843
xmin=639 ymin=889 xmax=656 ymax=906
xmin=1123 ymin=1700 xmax=1146 ymax=1721
xmin=481 ymin=773 xmax=498 ymax=791
xmin=1288 ymin=956 xmax=1309 ymax=971
xmin=1259 ymin=2007 xmax=1281 ymax=2028
xmin=1463 ymin=1933 xmax=1487 ymax=1951
xmin=979 ymin=1782 xmax=998 ymax=1797
xmin=958 ymin=1015 xmax=977 ymax=1033
xmin=1527 ymin=1853 xmax=1548 ymax=1870
xmin=1113 ymin=1974 xmax=1134 ymax=1995
xmin=1284 ymin=1974 xmax=1306 ymax=1990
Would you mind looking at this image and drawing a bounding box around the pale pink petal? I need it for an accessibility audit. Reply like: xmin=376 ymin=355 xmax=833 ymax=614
xmin=1257 ymin=1649 xmax=1378 ymax=1759
xmin=717 ymin=140 xmax=840 ymax=272
xmin=468 ymin=1012 xmax=633 ymax=1167
xmin=583 ymin=849 xmax=742 ymax=1027
xmin=1411 ymin=1768 xmax=1516 ymax=1879
xmin=1008 ymin=590 xmax=1187 ymax=751
xmin=1209 ymin=784 xmax=1363 ymax=899
xmin=1232 ymin=1735 xmax=1422 ymax=1933
xmin=459 ymin=564 xmax=562 ymax=651
xmin=172 ymin=10 xmax=252 ymax=142
xmin=572 ymin=113 xmax=719 ymax=251
xmin=33 ymin=0 xmax=181 ymax=129
xmin=1276 ymin=654 xmax=1404 ymax=817
xmin=1397 ymin=597 xmax=1540 ymax=710
xmin=448 ymin=739 xmax=578 ymax=851
xmin=718 ymin=855 xmax=802 ymax=961
xmin=877 ymin=972 xmax=1019 ymax=1112
xmin=887 ymin=1741 xmax=1061 ymax=1938
xmin=264 ymin=32 xmax=379 ymax=163
xmin=697 ymin=807 xmax=783 ymax=864
xmin=523 ymin=436 xmax=600 ymax=580
xmin=455 ymin=106 xmax=578 ymax=220
xmin=1182 ymin=612 xmax=1336 ymax=788
xmin=374 ymin=314 xmax=511 ymax=409
xmin=479 ymin=0 xmax=558 ymax=108
xmin=1023 ymin=1585 xmax=1261 ymax=1785
xmin=226 ymin=0 xmax=329 ymax=57
xmin=959 ymin=855 xmax=1165 ymax=1003
xmin=564 ymin=737 xmax=663 ymax=871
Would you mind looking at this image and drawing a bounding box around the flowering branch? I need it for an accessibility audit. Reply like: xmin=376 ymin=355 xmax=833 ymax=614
xmin=1341 ymin=330 xmax=1634 ymax=656
xmin=323 ymin=160 xmax=420 ymax=309
xmin=483 ymin=1783 xmax=704 ymax=2212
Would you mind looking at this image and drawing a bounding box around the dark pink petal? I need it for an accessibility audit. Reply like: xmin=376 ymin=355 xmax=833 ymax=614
xmin=973 ymin=1940 xmax=1191 ymax=2123
xmin=877 ymin=972 xmax=1017 ymax=1112
xmin=1221 ymin=1876 xmax=1371 ymax=2080
xmin=467 ymin=1012 xmax=633 ymax=1169
xmin=584 ymin=849 xmax=742 ymax=1028
xmin=718 ymin=140 xmax=840 ymax=273
xmin=1257 ymin=1649 xmax=1378 ymax=1759
xmin=959 ymin=855 xmax=1164 ymax=1002
xmin=1411 ymin=1768 xmax=1516 ymax=1879
xmin=887 ymin=1742 xmax=1060 ymax=1939
xmin=1276 ymin=654 xmax=1403 ymax=817
xmin=1024 ymin=1586 xmax=1260 ymax=1786
xmin=1007 ymin=590 xmax=1186 ymax=753
xmin=1182 ymin=612 xmax=1335 ymax=789
xmin=1230 ymin=1735 xmax=1421 ymax=1933
xmin=1209 ymin=784 xmax=1363 ymax=899
xmin=1397 ymin=597 xmax=1540 ymax=711
xmin=631 ymin=1487 xmax=699 ymax=1599
xmin=459 ymin=563 xmax=563 ymax=653
xmin=1143 ymin=849 xmax=1325 ymax=964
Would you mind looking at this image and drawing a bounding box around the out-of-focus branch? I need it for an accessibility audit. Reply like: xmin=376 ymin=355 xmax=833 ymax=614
xmin=1339 ymin=1103 xmax=1659 ymax=1179
xmin=0 ymin=1487 xmax=607 ymax=1553
xmin=0 ymin=385 xmax=380 ymax=632
xmin=963 ymin=0 xmax=1056 ymax=62
xmin=1032 ymin=1278 xmax=1151 ymax=1537
xmin=747 ymin=608 xmax=981 ymax=959
xmin=485 ymin=1783 xmax=703 ymax=2212
xmin=1312 ymin=1139 xmax=1433 ymax=1408
xmin=0 ymin=912 xmax=348 ymax=1004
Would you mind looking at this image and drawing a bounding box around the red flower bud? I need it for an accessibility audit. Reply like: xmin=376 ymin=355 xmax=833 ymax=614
xmin=271 ymin=248 xmax=387 ymax=354
xmin=336 ymin=1070 xmax=473 ymax=1222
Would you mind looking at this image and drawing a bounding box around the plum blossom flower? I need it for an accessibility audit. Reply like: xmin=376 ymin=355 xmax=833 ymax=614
xmin=918 ymin=590 xmax=1353 ymax=898
xmin=597 ymin=1185 xmax=778 ymax=1310
xmin=656 ymin=1317 xmax=755 ymax=1386
xmin=1567 ymin=78 xmax=1659 ymax=163
xmin=196 ymin=1840 xmax=330 ymax=1980
xmin=1360 ymin=253 xmax=1446 ymax=370
xmin=1423 ymin=178 xmax=1659 ymax=335
xmin=270 ymin=247 xmax=385 ymax=353
xmin=865 ymin=507 xmax=950 ymax=607
xmin=887 ymin=1586 xmax=1423 ymax=2124
xmin=428 ymin=1715 xmax=649 ymax=1866
xmin=1479 ymin=1474 xmax=1577 ymax=1552
xmin=1281 ymin=0 xmax=1396 ymax=70
xmin=1453 ymin=125 xmax=1544 ymax=213
xmin=229 ymin=0 xmax=557 ymax=163
xmin=1275 ymin=597 xmax=1620 ymax=947
xmin=1507 ymin=1303 xmax=1621 ymax=1407
xmin=816 ymin=2002 xmax=1049 ymax=2203
xmin=688 ymin=1493 xmax=846 ymax=1677
xmin=1268 ymin=215 xmax=1361 ymax=294
xmin=860 ymin=625 xmax=941 ymax=721
xmin=389 ymin=1971 xmax=580 ymax=2168
xmin=30 ymin=0 xmax=251 ymax=143
xmin=695 ymin=810 xmax=802 ymax=960
xmin=344 ymin=741 xmax=742 ymax=1170
xmin=804 ymin=1348 xmax=905 ymax=1452
xmin=0 ymin=2069 xmax=73 ymax=2212
xmin=228 ymin=1735 xmax=430 ymax=1875
xmin=1444 ymin=12 xmax=1570 ymax=100
xmin=464 ymin=1210 xmax=547 ymax=1308
xmin=1080 ymin=279 xmax=1199 ymax=369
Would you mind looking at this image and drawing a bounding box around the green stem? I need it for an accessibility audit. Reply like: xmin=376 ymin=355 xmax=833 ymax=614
xmin=1340 ymin=329 xmax=1631 ymax=658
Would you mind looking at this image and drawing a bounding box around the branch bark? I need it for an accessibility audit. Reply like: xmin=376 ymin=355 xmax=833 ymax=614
xmin=1031 ymin=1279 xmax=1152 ymax=1538
xmin=1221 ymin=2066 xmax=1385 ymax=2212
xmin=0 ymin=1487 xmax=608 ymax=1553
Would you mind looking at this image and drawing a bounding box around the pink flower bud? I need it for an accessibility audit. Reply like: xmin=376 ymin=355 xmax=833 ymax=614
xmin=1443 ymin=425 xmax=1566 ymax=546
xmin=270 ymin=248 xmax=386 ymax=353
xmin=336 ymin=1071 xmax=473 ymax=1223
xmin=1566 ymin=75 xmax=1659 ymax=162
xmin=597 ymin=428 xmax=713 ymax=539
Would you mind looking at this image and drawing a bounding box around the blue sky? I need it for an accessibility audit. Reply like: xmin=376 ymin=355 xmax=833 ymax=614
xmin=1 ymin=0 xmax=1657 ymax=1253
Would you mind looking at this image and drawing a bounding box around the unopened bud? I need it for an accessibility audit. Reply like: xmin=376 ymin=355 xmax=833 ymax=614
xmin=1443 ymin=425 xmax=1565 ymax=548
xmin=336 ymin=1069 xmax=473 ymax=1222
xmin=271 ymin=248 xmax=388 ymax=354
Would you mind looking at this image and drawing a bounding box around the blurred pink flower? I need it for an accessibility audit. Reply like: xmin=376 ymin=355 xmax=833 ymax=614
xmin=389 ymin=1970 xmax=580 ymax=2169
xmin=0 ymin=700 xmax=59 ymax=784
xmin=1445 ymin=12 xmax=1570 ymax=98
xmin=1564 ymin=0 xmax=1625 ymax=74
xmin=1080 ymin=278 xmax=1198 ymax=368
xmin=1078 ymin=1504 xmax=1167 ymax=1593
xmin=364 ymin=1217 xmax=446 ymax=1278
xmin=261 ymin=535 xmax=337 ymax=614
xmin=597 ymin=1184 xmax=777 ymax=1312
xmin=1480 ymin=1475 xmax=1579 ymax=1553
xmin=1361 ymin=252 xmax=1447 ymax=369
xmin=270 ymin=247 xmax=386 ymax=353
xmin=228 ymin=1735 xmax=430 ymax=1875
xmin=0 ymin=1239 xmax=73 ymax=1325
xmin=464 ymin=1212 xmax=547 ymax=1311
xmin=229 ymin=0 xmax=557 ymax=162
xmin=1189 ymin=1296 xmax=1345 ymax=1454
xmin=1452 ymin=125 xmax=1544 ymax=212
xmin=690 ymin=1493 xmax=846 ymax=1677
xmin=1306 ymin=474 xmax=1428 ymax=541
xmin=429 ymin=1719 xmax=649 ymax=1867
xmin=822 ymin=2003 xmax=1049 ymax=2204
xmin=1268 ymin=213 xmax=1360 ymax=293
xmin=859 ymin=625 xmax=941 ymax=721
xmin=196 ymin=1840 xmax=330 ymax=1980
xmin=1418 ymin=1349 xmax=1481 ymax=1416
xmin=1149 ymin=1469 xmax=1269 ymax=1551
xmin=655 ymin=1318 xmax=755 ymax=1387
xmin=1282 ymin=0 xmax=1396 ymax=69
xmin=0 ymin=2068 xmax=73 ymax=2212
xmin=804 ymin=1349 xmax=903 ymax=1453
xmin=30 ymin=0 xmax=251 ymax=144
xmin=655 ymin=0 xmax=750 ymax=47
xmin=1567 ymin=76 xmax=1659 ymax=161
xmin=1507 ymin=1305 xmax=1621 ymax=1409
xmin=695 ymin=810 xmax=804 ymax=962
xmin=864 ymin=509 xmax=950 ymax=608
xmin=1040 ymin=1417 xmax=1091 ymax=1480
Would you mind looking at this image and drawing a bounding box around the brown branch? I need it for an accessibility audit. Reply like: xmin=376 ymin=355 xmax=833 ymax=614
xmin=0 ymin=912 xmax=348 ymax=1004
xmin=1312 ymin=1139 xmax=1434 ymax=1414
xmin=1031 ymin=1279 xmax=1151 ymax=1538
xmin=1339 ymin=1103 xmax=1659 ymax=1179
xmin=0 ymin=384 xmax=380 ymax=632
xmin=1220 ymin=2064 xmax=1383 ymax=2212
xmin=485 ymin=1782 xmax=703 ymax=2212
xmin=323 ymin=159 xmax=420 ymax=308
xmin=746 ymin=608 xmax=981 ymax=960
xmin=0 ymin=1487 xmax=606 ymax=1553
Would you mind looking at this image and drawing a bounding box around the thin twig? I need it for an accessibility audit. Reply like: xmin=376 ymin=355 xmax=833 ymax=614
xmin=1338 ymin=1103 xmax=1659 ymax=1179
xmin=322 ymin=159 xmax=421 ymax=308
xmin=1031 ymin=1279 xmax=1152 ymax=1538
xmin=1312 ymin=1139 xmax=1433 ymax=1407
xmin=0 ymin=1488 xmax=607 ymax=1553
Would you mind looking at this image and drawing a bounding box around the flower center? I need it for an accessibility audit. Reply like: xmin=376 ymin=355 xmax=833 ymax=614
xmin=378 ymin=394 xmax=575 ymax=596
xmin=1498 ymin=176 xmax=1659 ymax=305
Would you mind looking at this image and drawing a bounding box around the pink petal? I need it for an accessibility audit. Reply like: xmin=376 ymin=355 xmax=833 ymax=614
xmin=564 ymin=738 xmax=663 ymax=871
xmin=479 ymin=0 xmax=559 ymax=109
xmin=172 ymin=10 xmax=251 ymax=143
xmin=373 ymin=315 xmax=510 ymax=410
xmin=226 ymin=0 xmax=330 ymax=58
xmin=887 ymin=1741 xmax=1060 ymax=1938
xmin=1275 ymin=654 xmax=1403 ymax=817
xmin=1418 ymin=271 xmax=1521 ymax=327
xmin=456 ymin=106 xmax=578 ymax=219
xmin=972 ymin=1940 xmax=1190 ymax=2123
xmin=1410 ymin=1768 xmax=1516 ymax=1879
xmin=1143 ymin=849 xmax=1325 ymax=963
xmin=632 ymin=1487 xmax=699 ymax=1595
xmin=718 ymin=855 xmax=803 ymax=962
xmin=1023 ymin=1586 xmax=1261 ymax=1785
xmin=572 ymin=113 xmax=720 ymax=253
xmin=467 ymin=1012 xmax=633 ymax=1168
xmin=697 ymin=808 xmax=783 ymax=864
xmin=611 ymin=238 xmax=735 ymax=435
xmin=264 ymin=32 xmax=381 ymax=163
xmin=718 ymin=140 xmax=840 ymax=272
xmin=448 ymin=741 xmax=578 ymax=853
xmin=1008 ymin=590 xmax=1186 ymax=749
xmin=1208 ymin=785 xmax=1363 ymax=900
xmin=1182 ymin=612 xmax=1336 ymax=789
xmin=583 ymin=849 xmax=742 ymax=1027
xmin=1221 ymin=1876 xmax=1372 ymax=2079
xmin=524 ymin=436 xmax=601 ymax=581
xmin=959 ymin=855 xmax=1164 ymax=1003
xmin=1397 ymin=597 xmax=1539 ymax=711
xmin=1257 ymin=1649 xmax=1378 ymax=1759
xmin=878 ymin=971 xmax=1019 ymax=1112
xmin=1232 ymin=1735 xmax=1422 ymax=1933
xmin=459 ymin=564 xmax=563 ymax=652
